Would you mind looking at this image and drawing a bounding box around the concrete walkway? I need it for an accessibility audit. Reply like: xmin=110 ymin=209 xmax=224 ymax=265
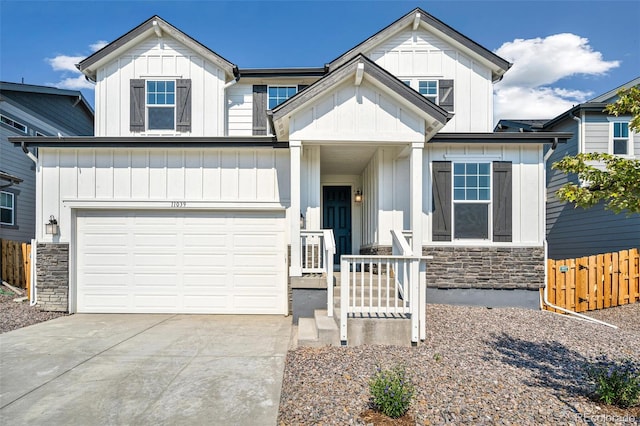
xmin=0 ymin=314 xmax=292 ymax=425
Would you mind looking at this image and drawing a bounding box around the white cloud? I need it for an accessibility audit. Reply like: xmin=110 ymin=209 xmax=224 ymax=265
xmin=47 ymin=55 xmax=84 ymax=73
xmin=494 ymin=33 xmax=620 ymax=120
xmin=46 ymin=41 xmax=104 ymax=90
xmin=48 ymin=75 xmax=94 ymax=90
xmin=89 ymin=40 xmax=108 ymax=52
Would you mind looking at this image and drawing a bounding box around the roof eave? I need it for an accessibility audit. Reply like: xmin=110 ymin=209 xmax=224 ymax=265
xmin=271 ymin=55 xmax=450 ymax=141
xmin=9 ymin=136 xmax=282 ymax=148
xmin=77 ymin=16 xmax=237 ymax=81
xmin=429 ymin=132 xmax=572 ymax=144
xmin=327 ymin=7 xmax=511 ymax=77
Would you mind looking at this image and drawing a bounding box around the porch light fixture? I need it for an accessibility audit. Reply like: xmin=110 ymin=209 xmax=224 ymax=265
xmin=45 ymin=215 xmax=59 ymax=235
xmin=354 ymin=190 xmax=363 ymax=203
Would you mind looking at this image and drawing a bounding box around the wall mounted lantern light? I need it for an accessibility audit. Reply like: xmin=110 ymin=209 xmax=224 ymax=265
xmin=45 ymin=215 xmax=59 ymax=235
xmin=354 ymin=189 xmax=363 ymax=203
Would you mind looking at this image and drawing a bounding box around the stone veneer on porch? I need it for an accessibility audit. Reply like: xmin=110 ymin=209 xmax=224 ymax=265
xmin=360 ymin=245 xmax=545 ymax=289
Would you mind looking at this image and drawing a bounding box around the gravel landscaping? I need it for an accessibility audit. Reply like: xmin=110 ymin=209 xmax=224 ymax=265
xmin=279 ymin=303 xmax=640 ymax=425
xmin=0 ymin=290 xmax=67 ymax=334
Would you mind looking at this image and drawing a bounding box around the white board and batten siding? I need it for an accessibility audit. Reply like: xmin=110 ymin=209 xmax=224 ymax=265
xmin=95 ymin=36 xmax=225 ymax=137
xmin=40 ymin=147 xmax=291 ymax=314
xmin=359 ymin=144 xmax=544 ymax=247
xmin=226 ymin=84 xmax=254 ymax=136
xmin=365 ymin=28 xmax=494 ymax=132
xmin=290 ymin=80 xmax=425 ymax=142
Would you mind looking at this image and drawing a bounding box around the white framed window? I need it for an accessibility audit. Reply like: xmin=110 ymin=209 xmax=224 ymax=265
xmin=268 ymin=86 xmax=297 ymax=109
xmin=0 ymin=114 xmax=27 ymax=133
xmin=611 ymin=121 xmax=631 ymax=156
xmin=146 ymin=80 xmax=175 ymax=130
xmin=1 ymin=191 xmax=14 ymax=226
xmin=452 ymin=162 xmax=491 ymax=239
xmin=35 ymin=131 xmax=46 ymax=136
xmin=418 ymin=80 xmax=438 ymax=104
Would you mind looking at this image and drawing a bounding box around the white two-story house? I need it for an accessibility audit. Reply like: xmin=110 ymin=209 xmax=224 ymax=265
xmin=12 ymin=8 xmax=569 ymax=342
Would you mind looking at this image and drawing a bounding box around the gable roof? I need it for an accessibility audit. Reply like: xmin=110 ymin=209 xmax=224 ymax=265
xmin=77 ymin=16 xmax=237 ymax=82
xmin=269 ymin=54 xmax=451 ymax=141
xmin=0 ymin=82 xmax=94 ymax=135
xmin=543 ymin=76 xmax=640 ymax=129
xmin=588 ymin=76 xmax=640 ymax=103
xmin=327 ymin=8 xmax=511 ymax=82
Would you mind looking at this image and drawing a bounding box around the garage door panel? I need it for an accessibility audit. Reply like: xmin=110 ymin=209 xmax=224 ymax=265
xmin=76 ymin=210 xmax=286 ymax=314
xmin=233 ymin=294 xmax=281 ymax=311
xmin=82 ymin=294 xmax=130 ymax=310
xmin=82 ymin=253 xmax=129 ymax=267
xmin=134 ymin=253 xmax=179 ymax=267
xmin=183 ymin=253 xmax=227 ymax=266
xmin=133 ymin=273 xmax=179 ymax=286
xmin=134 ymin=233 xmax=179 ymax=246
xmin=81 ymin=273 xmax=129 ymax=286
xmin=234 ymin=253 xmax=282 ymax=268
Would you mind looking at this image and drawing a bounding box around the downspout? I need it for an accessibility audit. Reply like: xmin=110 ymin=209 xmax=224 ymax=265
xmin=541 ymin=135 xmax=617 ymax=328
xmin=22 ymin=142 xmax=39 ymax=306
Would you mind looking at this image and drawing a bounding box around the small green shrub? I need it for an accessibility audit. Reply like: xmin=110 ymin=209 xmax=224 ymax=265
xmin=369 ymin=364 xmax=415 ymax=418
xmin=585 ymin=356 xmax=640 ymax=408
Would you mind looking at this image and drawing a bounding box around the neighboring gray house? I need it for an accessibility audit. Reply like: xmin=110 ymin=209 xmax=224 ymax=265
xmin=0 ymin=82 xmax=94 ymax=242
xmin=498 ymin=77 xmax=640 ymax=259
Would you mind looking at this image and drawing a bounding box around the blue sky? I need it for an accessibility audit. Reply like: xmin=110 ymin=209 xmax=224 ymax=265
xmin=1 ymin=0 xmax=638 ymax=120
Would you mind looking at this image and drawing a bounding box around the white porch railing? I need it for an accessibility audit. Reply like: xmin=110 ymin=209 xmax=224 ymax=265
xmin=339 ymin=230 xmax=431 ymax=345
xmin=300 ymin=229 xmax=336 ymax=317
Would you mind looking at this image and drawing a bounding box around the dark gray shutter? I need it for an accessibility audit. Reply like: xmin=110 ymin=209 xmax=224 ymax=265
xmin=438 ymin=79 xmax=454 ymax=112
xmin=176 ymin=79 xmax=192 ymax=132
xmin=252 ymin=85 xmax=267 ymax=135
xmin=297 ymin=84 xmax=308 ymax=91
xmin=432 ymin=161 xmax=452 ymax=241
xmin=130 ymin=79 xmax=145 ymax=132
xmin=492 ymin=161 xmax=512 ymax=242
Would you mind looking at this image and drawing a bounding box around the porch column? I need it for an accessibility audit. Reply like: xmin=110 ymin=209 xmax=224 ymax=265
xmin=410 ymin=142 xmax=424 ymax=254
xmin=290 ymin=140 xmax=302 ymax=277
xmin=410 ymin=142 xmax=425 ymax=343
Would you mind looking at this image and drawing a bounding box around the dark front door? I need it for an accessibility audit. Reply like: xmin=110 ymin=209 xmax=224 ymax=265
xmin=323 ymin=186 xmax=352 ymax=264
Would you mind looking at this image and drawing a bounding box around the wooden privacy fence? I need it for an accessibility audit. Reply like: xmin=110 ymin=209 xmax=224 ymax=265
xmin=544 ymin=248 xmax=640 ymax=313
xmin=0 ymin=239 xmax=32 ymax=294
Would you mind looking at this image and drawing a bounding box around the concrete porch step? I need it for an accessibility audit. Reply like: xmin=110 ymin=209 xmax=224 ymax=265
xmin=296 ymin=309 xmax=340 ymax=347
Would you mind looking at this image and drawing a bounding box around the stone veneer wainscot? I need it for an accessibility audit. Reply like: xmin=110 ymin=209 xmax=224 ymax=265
xmin=35 ymin=243 xmax=69 ymax=312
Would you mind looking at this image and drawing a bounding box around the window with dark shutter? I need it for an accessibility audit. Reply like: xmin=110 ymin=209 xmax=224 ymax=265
xmin=252 ymin=85 xmax=268 ymax=135
xmin=130 ymin=79 xmax=145 ymax=132
xmin=492 ymin=161 xmax=512 ymax=242
xmin=432 ymin=161 xmax=452 ymax=241
xmin=176 ymin=79 xmax=192 ymax=132
xmin=438 ymin=79 xmax=454 ymax=112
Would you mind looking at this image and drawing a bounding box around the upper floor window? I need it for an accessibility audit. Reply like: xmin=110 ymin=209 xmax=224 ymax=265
xmin=268 ymin=86 xmax=297 ymax=109
xmin=147 ymin=81 xmax=175 ymax=130
xmin=453 ymin=162 xmax=491 ymax=239
xmin=418 ymin=80 xmax=438 ymax=104
xmin=0 ymin=191 xmax=14 ymax=226
xmin=0 ymin=114 xmax=27 ymax=134
xmin=612 ymin=122 xmax=630 ymax=156
xmin=130 ymin=79 xmax=191 ymax=133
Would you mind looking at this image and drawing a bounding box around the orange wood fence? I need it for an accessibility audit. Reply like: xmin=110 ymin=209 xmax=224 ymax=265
xmin=0 ymin=239 xmax=31 ymax=296
xmin=544 ymin=248 xmax=640 ymax=313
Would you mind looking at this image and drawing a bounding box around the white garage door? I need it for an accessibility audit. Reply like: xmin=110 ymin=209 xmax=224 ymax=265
xmin=76 ymin=210 xmax=286 ymax=314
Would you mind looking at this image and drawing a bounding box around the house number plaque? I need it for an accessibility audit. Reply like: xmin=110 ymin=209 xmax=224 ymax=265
xmin=170 ymin=201 xmax=187 ymax=208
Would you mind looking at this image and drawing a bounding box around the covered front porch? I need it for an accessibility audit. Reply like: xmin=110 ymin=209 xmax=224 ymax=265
xmin=268 ymin=55 xmax=450 ymax=345
xmin=288 ymin=141 xmax=430 ymax=345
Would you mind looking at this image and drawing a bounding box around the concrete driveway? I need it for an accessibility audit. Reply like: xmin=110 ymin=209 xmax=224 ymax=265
xmin=0 ymin=314 xmax=291 ymax=425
